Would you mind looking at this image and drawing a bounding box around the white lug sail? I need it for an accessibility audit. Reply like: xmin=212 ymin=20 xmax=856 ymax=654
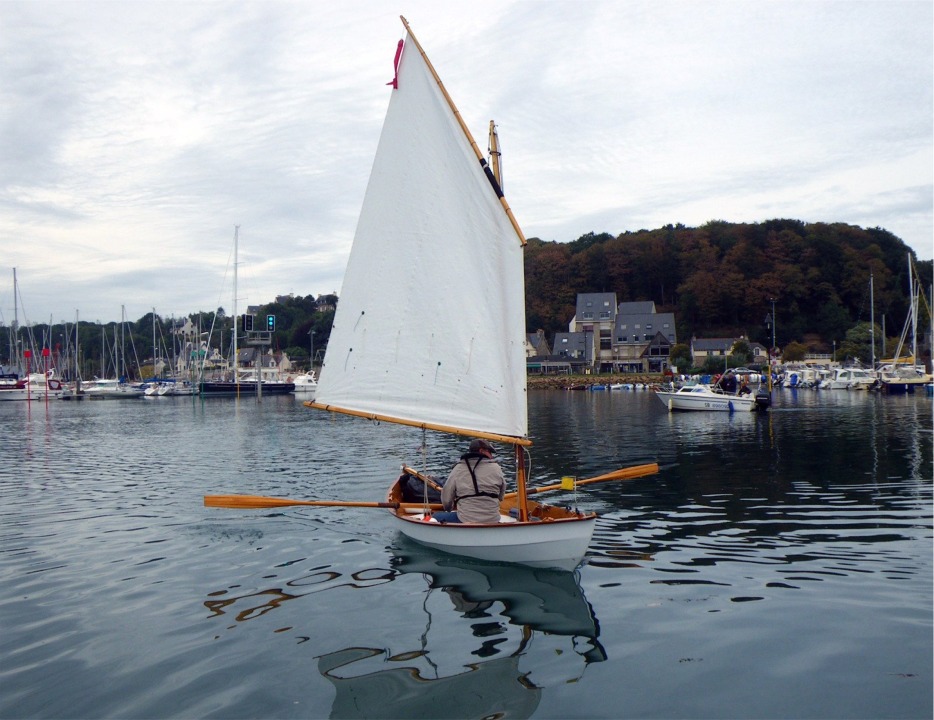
xmin=313 ymin=30 xmax=528 ymax=440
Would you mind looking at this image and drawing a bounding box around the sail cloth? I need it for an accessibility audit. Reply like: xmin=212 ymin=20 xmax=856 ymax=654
xmin=313 ymin=33 xmax=528 ymax=440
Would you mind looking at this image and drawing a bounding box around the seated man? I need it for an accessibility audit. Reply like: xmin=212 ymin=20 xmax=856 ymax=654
xmin=433 ymin=439 xmax=505 ymax=524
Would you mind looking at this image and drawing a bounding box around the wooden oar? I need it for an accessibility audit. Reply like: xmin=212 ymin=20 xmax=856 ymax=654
xmin=506 ymin=462 xmax=659 ymax=499
xmin=205 ymin=463 xmax=657 ymax=513
xmin=205 ymin=494 xmax=442 ymax=511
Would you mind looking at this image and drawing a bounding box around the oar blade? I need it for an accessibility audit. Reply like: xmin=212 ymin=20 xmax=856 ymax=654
xmin=510 ymin=462 xmax=660 ymax=499
xmin=204 ymin=494 xmax=308 ymax=509
xmin=580 ymin=462 xmax=659 ymax=485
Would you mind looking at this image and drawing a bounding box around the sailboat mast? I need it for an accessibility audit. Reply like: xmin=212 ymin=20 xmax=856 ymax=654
xmin=75 ymin=310 xmax=81 ymax=391
xmin=870 ymin=272 xmax=875 ymax=368
xmin=233 ymin=225 xmax=239 ymax=381
xmin=909 ymin=256 xmax=918 ymax=365
xmin=488 ymin=121 xmax=502 ymax=188
xmin=12 ymin=268 xmax=19 ymax=372
xmin=399 ymin=16 xmax=526 ymax=247
xmin=152 ymin=307 xmax=157 ymax=378
xmin=121 ymin=305 xmax=126 ymax=380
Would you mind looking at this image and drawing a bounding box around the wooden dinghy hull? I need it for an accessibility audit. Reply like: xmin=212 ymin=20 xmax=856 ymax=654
xmin=387 ymin=479 xmax=597 ymax=571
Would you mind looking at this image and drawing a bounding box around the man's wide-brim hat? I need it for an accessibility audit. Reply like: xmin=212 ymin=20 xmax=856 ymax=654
xmin=468 ymin=439 xmax=495 ymax=455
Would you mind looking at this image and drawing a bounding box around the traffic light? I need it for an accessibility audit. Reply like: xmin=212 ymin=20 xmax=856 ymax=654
xmin=266 ymin=314 xmax=276 ymax=332
xmin=242 ymin=314 xmax=254 ymax=332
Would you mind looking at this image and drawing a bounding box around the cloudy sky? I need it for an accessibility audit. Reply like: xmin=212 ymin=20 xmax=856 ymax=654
xmin=2 ymin=1 xmax=931 ymax=326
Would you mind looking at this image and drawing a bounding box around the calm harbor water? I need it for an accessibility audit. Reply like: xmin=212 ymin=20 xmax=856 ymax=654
xmin=1 ymin=388 xmax=931 ymax=719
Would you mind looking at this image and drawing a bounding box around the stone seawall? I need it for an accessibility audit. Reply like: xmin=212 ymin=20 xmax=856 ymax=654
xmin=527 ymin=374 xmax=665 ymax=390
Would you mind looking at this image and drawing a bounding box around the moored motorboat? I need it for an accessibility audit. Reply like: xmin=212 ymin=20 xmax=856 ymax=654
xmin=290 ymin=371 xmax=317 ymax=394
xmin=81 ymin=378 xmax=145 ymax=399
xmin=0 ymin=370 xmax=66 ymax=401
xmin=818 ymin=367 xmax=879 ymax=390
xmin=0 ymin=374 xmax=30 ymax=400
xmin=31 ymin=370 xmax=65 ymax=399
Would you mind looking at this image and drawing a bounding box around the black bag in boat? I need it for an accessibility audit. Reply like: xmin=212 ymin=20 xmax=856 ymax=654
xmin=399 ymin=473 xmax=442 ymax=503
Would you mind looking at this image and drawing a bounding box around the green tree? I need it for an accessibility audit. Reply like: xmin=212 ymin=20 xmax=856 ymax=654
xmin=837 ymin=322 xmax=879 ymax=365
xmin=730 ymin=339 xmax=754 ymax=365
xmin=702 ymin=354 xmax=729 ymax=374
xmin=782 ymin=341 xmax=808 ymax=362
xmin=669 ymin=343 xmax=693 ymax=371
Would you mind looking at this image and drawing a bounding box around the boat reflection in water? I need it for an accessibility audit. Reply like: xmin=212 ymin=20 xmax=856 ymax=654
xmin=317 ymin=539 xmax=605 ymax=719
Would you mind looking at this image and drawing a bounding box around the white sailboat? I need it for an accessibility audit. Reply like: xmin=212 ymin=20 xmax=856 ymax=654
xmin=304 ymin=18 xmax=654 ymax=570
xmin=0 ymin=268 xmax=66 ymax=401
xmin=879 ymin=255 xmax=933 ymax=394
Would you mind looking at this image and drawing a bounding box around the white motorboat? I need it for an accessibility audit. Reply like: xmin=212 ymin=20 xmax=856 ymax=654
xmin=654 ymin=383 xmax=758 ymax=412
xmin=0 ymin=375 xmax=33 ymax=401
xmin=81 ymin=378 xmax=145 ymax=399
xmin=818 ymin=367 xmax=878 ymax=390
xmin=290 ymin=371 xmax=318 ymax=394
xmin=0 ymin=370 xmax=65 ymax=401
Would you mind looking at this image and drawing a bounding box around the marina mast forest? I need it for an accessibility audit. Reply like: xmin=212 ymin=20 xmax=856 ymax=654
xmin=4 ymin=220 xmax=932 ymax=380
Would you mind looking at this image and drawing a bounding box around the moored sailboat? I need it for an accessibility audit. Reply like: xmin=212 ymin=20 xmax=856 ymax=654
xmin=879 ymin=255 xmax=933 ymax=394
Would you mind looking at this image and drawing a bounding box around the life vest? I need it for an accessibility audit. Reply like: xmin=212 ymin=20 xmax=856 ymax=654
xmin=452 ymin=453 xmax=500 ymax=505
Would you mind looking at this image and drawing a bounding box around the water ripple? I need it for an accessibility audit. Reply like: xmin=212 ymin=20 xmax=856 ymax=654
xmin=0 ymin=391 xmax=930 ymax=719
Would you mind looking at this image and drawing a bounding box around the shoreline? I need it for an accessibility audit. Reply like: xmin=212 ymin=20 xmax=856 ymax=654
xmin=527 ymin=373 xmax=665 ymax=390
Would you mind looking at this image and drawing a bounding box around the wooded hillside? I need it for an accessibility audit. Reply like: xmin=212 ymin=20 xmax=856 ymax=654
xmin=524 ymin=220 xmax=932 ymax=353
xmin=13 ymin=219 xmax=931 ymax=380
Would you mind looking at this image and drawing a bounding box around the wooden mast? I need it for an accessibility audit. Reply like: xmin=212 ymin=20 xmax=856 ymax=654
xmin=489 ymin=120 xmax=502 ymax=188
xmin=487 ymin=120 xmax=530 ymax=519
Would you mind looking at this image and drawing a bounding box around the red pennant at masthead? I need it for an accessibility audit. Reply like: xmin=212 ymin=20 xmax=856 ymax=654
xmin=386 ymin=39 xmax=403 ymax=88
